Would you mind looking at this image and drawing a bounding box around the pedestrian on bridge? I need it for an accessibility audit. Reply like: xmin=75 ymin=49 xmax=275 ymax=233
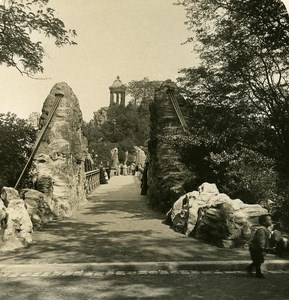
xmin=105 ymin=162 xmax=111 ymax=180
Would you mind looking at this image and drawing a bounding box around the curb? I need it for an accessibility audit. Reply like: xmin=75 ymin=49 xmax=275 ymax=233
xmin=1 ymin=260 xmax=289 ymax=274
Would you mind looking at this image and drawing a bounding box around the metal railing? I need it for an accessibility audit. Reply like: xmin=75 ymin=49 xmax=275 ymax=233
xmin=85 ymin=169 xmax=100 ymax=195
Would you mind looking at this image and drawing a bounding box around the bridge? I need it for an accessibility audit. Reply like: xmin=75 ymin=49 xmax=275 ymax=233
xmin=0 ymin=81 xmax=288 ymax=290
xmin=1 ymin=175 xmax=288 ymax=270
xmin=1 ymin=113 xmax=289 ymax=300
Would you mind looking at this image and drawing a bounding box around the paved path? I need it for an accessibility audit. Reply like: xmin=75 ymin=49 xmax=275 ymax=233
xmin=2 ymin=176 xmax=289 ymax=300
xmin=2 ymin=272 xmax=289 ymax=300
xmin=0 ymin=175 xmax=288 ymax=274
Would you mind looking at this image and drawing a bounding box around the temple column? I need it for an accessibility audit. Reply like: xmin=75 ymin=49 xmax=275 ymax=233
xmin=110 ymin=91 xmax=114 ymax=106
xmin=116 ymin=93 xmax=120 ymax=105
xmin=120 ymin=92 xmax=125 ymax=106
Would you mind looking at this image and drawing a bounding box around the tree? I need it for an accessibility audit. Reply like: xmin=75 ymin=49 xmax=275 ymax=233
xmin=176 ymin=0 xmax=289 ymax=172
xmin=0 ymin=0 xmax=76 ymax=77
xmin=173 ymin=0 xmax=289 ymax=228
xmin=83 ymin=78 xmax=162 ymax=167
xmin=0 ymin=113 xmax=36 ymax=189
xmin=126 ymin=78 xmax=162 ymax=144
xmin=127 ymin=78 xmax=161 ymax=107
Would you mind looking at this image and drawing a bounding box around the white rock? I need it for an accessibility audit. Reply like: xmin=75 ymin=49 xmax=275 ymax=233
xmin=198 ymin=182 xmax=219 ymax=194
xmin=1 ymin=199 xmax=33 ymax=251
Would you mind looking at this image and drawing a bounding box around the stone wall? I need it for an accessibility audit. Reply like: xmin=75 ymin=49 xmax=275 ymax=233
xmin=28 ymin=82 xmax=89 ymax=218
xmin=147 ymin=80 xmax=194 ymax=212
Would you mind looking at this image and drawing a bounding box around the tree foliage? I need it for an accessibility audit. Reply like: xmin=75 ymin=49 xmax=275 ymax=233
xmin=0 ymin=112 xmax=36 ymax=189
xmin=83 ymin=104 xmax=147 ymax=165
xmin=84 ymin=78 xmax=160 ymax=162
xmin=176 ymin=0 xmax=289 ymax=170
xmin=83 ymin=78 xmax=160 ymax=166
xmin=0 ymin=0 xmax=76 ymax=76
xmin=173 ymin=0 xmax=289 ymax=228
xmin=126 ymin=77 xmax=161 ymax=107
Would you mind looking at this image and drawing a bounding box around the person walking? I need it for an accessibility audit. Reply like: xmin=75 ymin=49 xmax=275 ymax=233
xmin=105 ymin=162 xmax=111 ymax=180
xmin=246 ymin=214 xmax=272 ymax=278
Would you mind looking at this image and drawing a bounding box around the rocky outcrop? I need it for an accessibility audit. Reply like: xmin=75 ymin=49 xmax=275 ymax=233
xmin=134 ymin=146 xmax=146 ymax=169
xmin=28 ymin=82 xmax=88 ymax=218
xmin=147 ymin=80 xmax=194 ymax=212
xmin=21 ymin=189 xmax=54 ymax=228
xmin=111 ymin=147 xmax=119 ymax=175
xmin=1 ymin=187 xmax=20 ymax=207
xmin=0 ymin=187 xmax=33 ymax=251
xmin=169 ymin=182 xmax=268 ymax=248
xmin=0 ymin=199 xmax=7 ymax=230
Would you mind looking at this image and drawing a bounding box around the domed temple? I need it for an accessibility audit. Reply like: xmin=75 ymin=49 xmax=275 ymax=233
xmin=109 ymin=76 xmax=127 ymax=107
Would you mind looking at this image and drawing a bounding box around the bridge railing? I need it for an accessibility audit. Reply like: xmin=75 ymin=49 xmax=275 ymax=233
xmin=85 ymin=169 xmax=100 ymax=195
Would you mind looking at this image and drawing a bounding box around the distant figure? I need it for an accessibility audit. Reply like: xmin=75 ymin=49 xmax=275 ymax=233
xmin=134 ymin=165 xmax=139 ymax=178
xmin=105 ymin=162 xmax=111 ymax=180
xmin=246 ymin=214 xmax=272 ymax=278
xmin=140 ymin=160 xmax=149 ymax=195
xmin=122 ymin=151 xmax=129 ymax=176
xmin=119 ymin=163 xmax=123 ymax=175
xmin=130 ymin=163 xmax=136 ymax=175
xmin=99 ymin=164 xmax=108 ymax=184
xmin=123 ymin=164 xmax=128 ymax=176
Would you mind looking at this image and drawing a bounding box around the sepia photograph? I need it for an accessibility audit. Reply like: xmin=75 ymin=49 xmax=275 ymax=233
xmin=1 ymin=0 xmax=289 ymax=299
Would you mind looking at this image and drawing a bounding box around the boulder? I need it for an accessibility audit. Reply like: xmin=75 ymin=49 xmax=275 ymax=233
xmin=0 ymin=199 xmax=7 ymax=230
xmin=1 ymin=187 xmax=20 ymax=206
xmin=194 ymin=201 xmax=267 ymax=247
xmin=22 ymin=189 xmax=54 ymax=228
xmin=198 ymin=182 xmax=219 ymax=194
xmin=169 ymin=182 xmax=268 ymax=247
xmin=0 ymin=199 xmax=33 ymax=251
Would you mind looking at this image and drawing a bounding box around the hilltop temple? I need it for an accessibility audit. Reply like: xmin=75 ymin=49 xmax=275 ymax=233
xmin=109 ymin=76 xmax=127 ymax=107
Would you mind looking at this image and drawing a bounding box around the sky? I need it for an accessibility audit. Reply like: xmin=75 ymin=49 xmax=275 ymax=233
xmin=1 ymin=0 xmax=289 ymax=122
xmin=0 ymin=0 xmax=196 ymax=122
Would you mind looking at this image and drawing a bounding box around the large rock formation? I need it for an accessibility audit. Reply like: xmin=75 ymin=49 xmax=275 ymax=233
xmin=147 ymin=80 xmax=194 ymax=212
xmin=111 ymin=147 xmax=119 ymax=175
xmin=0 ymin=187 xmax=33 ymax=251
xmin=28 ymin=82 xmax=88 ymax=218
xmin=169 ymin=182 xmax=268 ymax=248
xmin=21 ymin=189 xmax=54 ymax=229
xmin=134 ymin=146 xmax=146 ymax=169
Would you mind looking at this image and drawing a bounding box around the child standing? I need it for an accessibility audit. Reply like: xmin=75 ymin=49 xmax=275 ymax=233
xmin=246 ymin=214 xmax=272 ymax=278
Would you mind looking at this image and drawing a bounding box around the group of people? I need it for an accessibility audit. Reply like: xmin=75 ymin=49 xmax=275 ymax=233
xmin=114 ymin=162 xmax=143 ymax=176
xmin=98 ymin=161 xmax=144 ymax=183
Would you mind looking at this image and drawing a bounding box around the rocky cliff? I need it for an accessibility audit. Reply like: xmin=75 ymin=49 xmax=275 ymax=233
xmin=29 ymin=82 xmax=88 ymax=218
xmin=147 ymin=80 xmax=194 ymax=212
